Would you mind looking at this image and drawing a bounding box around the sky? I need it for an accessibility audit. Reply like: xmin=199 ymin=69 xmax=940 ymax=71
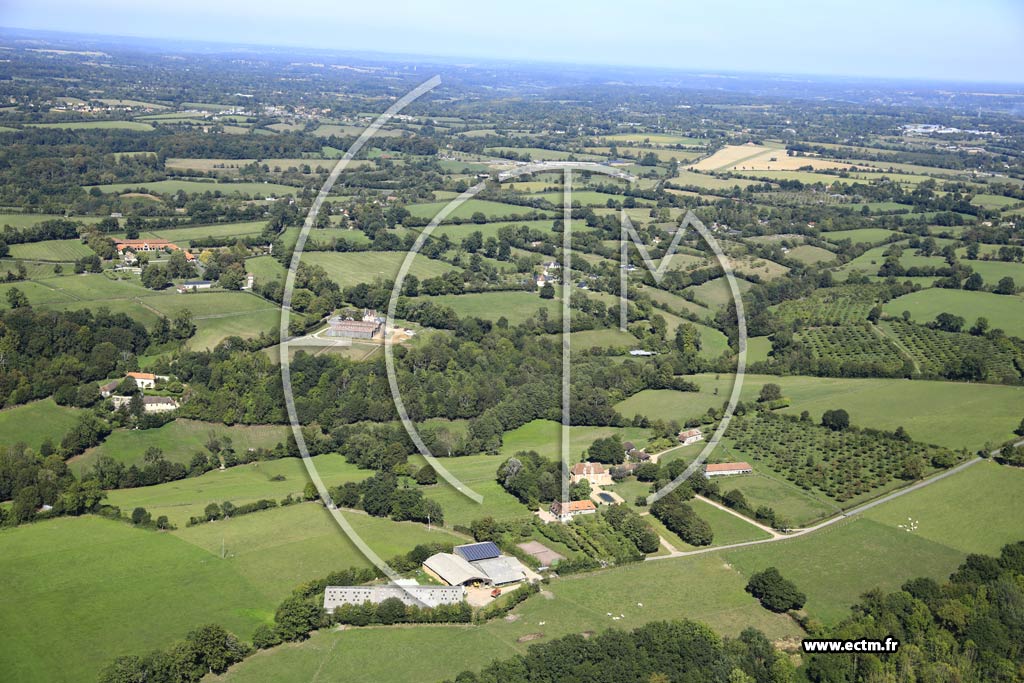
xmin=2 ymin=0 xmax=1023 ymax=84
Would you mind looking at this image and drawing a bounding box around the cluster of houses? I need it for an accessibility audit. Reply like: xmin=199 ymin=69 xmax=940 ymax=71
xmin=325 ymin=308 xmax=385 ymax=339
xmin=99 ymin=372 xmax=179 ymax=414
xmin=535 ymin=260 xmax=560 ymax=289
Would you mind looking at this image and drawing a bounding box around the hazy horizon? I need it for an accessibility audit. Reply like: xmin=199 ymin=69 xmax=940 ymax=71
xmin=2 ymin=0 xmax=1023 ymax=85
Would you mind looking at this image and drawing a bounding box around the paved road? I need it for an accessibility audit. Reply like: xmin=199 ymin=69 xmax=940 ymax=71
xmin=647 ymin=440 xmax=1023 ymax=562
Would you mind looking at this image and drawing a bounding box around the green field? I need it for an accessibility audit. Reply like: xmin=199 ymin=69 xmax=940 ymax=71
xmin=85 ymin=180 xmax=300 ymax=196
xmin=300 ymin=251 xmax=457 ymax=289
xmin=0 ymin=214 xmax=103 ymax=228
xmin=713 ymin=473 xmax=839 ymax=527
xmin=0 ymin=504 xmax=463 ymax=683
xmin=570 ymin=328 xmax=642 ymax=349
xmin=70 ymin=419 xmax=289 ymax=474
xmin=144 ymin=220 xmax=268 ymax=245
xmin=216 ymin=551 xmax=799 ymax=683
xmin=405 ymin=199 xmax=547 ymax=222
xmin=724 ymin=518 xmax=966 ymax=624
xmin=785 ymin=244 xmax=835 ymax=264
xmin=822 ymin=228 xmax=902 ymax=246
xmin=410 ymin=454 xmax=532 ymax=527
xmin=103 ymin=454 xmax=368 ymax=527
xmin=746 ymin=335 xmax=772 ymax=363
xmin=689 ymin=276 xmax=753 ymax=309
xmin=0 ymin=399 xmax=84 ymax=451
xmin=617 ymin=374 xmax=1023 ymax=451
xmin=883 ymin=288 xmax=1024 ymax=338
xmin=498 ymin=419 xmax=652 ymax=462
xmin=486 ymin=147 xmax=604 ymax=162
xmin=601 ymin=133 xmax=706 ymax=146
xmin=8 ymin=239 xmax=96 ymax=261
xmin=245 ymin=255 xmax=287 ymax=283
xmin=26 ymin=120 xmax=154 ymax=131
xmin=423 ymin=291 xmax=559 ymax=325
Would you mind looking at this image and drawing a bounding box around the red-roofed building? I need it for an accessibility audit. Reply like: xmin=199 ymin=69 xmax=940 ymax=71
xmin=678 ymin=428 xmax=704 ymax=446
xmin=704 ymin=462 xmax=753 ymax=478
xmin=126 ymin=371 xmax=156 ymax=390
xmin=550 ymin=500 xmax=597 ymax=522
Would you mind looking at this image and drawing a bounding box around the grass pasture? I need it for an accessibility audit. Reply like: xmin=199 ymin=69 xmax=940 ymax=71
xmin=216 ymin=551 xmax=799 ymax=683
xmin=85 ymin=179 xmax=301 ymax=197
xmin=423 ymin=291 xmax=559 ymax=325
xmin=70 ymin=420 xmax=289 ymax=474
xmin=103 ymin=454 xmax=368 ymax=527
xmin=883 ymin=288 xmax=1024 ymax=338
xmin=0 ymin=399 xmax=84 ymax=451
xmin=689 ymin=276 xmax=753 ymax=309
xmin=785 ymin=244 xmax=835 ymax=264
xmin=0 ymin=503 xmax=463 ymax=683
xmin=300 ymin=251 xmax=457 ymax=289
xmin=8 ymin=239 xmax=95 ymax=261
xmin=26 ymin=120 xmax=154 ymax=131
xmin=406 ymin=199 xmax=547 ymax=222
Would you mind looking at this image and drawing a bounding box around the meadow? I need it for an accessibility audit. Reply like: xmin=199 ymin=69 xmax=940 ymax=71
xmin=785 ymin=244 xmax=835 ymax=264
xmin=103 ymin=454 xmax=368 ymax=527
xmin=422 ymin=290 xmax=558 ymax=325
xmin=69 ymin=419 xmax=289 ymax=474
xmin=0 ymin=399 xmax=84 ymax=451
xmin=84 ymin=179 xmax=301 ymax=196
xmin=26 ymin=120 xmax=154 ymax=131
xmin=0 ymin=213 xmax=104 ymax=228
xmin=216 ymin=552 xmax=800 ymax=683
xmin=300 ymin=251 xmax=457 ymax=289
xmin=8 ymin=238 xmax=96 ymax=261
xmin=689 ymin=275 xmax=754 ymax=309
xmin=617 ymin=374 xmax=1023 ymax=451
xmin=883 ymin=288 xmax=1024 ymax=337
xmin=405 ymin=199 xmax=547 ymax=222
xmin=498 ymin=419 xmax=652 ymax=461
xmin=822 ymin=227 xmax=902 ymax=245
xmin=0 ymin=504 xmax=462 ymax=683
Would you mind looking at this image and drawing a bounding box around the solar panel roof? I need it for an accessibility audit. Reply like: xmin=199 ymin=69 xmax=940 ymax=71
xmin=453 ymin=541 xmax=501 ymax=562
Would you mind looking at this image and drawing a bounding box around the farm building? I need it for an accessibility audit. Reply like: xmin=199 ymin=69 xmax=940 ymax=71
xmin=570 ymin=462 xmax=613 ymax=487
xmin=516 ymin=541 xmax=564 ymax=570
xmin=704 ymin=461 xmax=753 ymax=478
xmin=472 ymin=556 xmax=529 ymax=586
xmin=326 ymin=316 xmax=382 ymax=339
xmin=142 ymin=396 xmax=179 ymax=413
xmin=126 ymin=372 xmax=156 ymax=390
xmin=177 ymin=280 xmax=213 ymax=293
xmin=550 ymin=499 xmax=597 ymax=522
xmin=115 ymin=239 xmax=175 ymax=253
xmin=99 ymin=379 xmax=120 ymax=398
xmin=678 ymin=428 xmax=704 ymax=446
xmin=323 ymin=583 xmax=464 ymax=612
xmin=422 ymin=553 xmax=490 ymax=586
xmin=428 ymin=544 xmax=532 ymax=586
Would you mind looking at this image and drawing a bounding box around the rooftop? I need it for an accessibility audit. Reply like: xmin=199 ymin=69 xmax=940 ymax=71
xmin=705 ymin=461 xmax=752 ymax=473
